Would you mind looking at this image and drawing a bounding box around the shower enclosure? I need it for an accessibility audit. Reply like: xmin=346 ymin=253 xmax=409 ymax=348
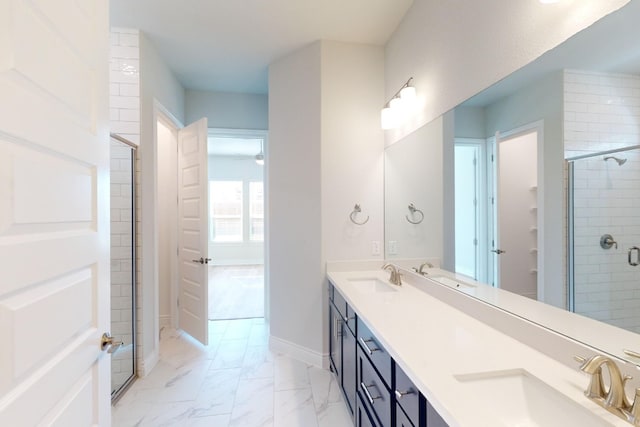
xmin=568 ymin=145 xmax=640 ymax=334
xmin=110 ymin=134 xmax=137 ymax=401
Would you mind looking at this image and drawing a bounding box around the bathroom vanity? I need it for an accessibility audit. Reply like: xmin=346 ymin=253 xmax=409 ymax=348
xmin=327 ymin=262 xmax=634 ymax=427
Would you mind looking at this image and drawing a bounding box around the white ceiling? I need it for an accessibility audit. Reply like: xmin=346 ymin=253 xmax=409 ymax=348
xmin=110 ymin=0 xmax=414 ymax=94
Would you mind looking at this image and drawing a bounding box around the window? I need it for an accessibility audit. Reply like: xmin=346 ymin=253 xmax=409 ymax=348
xmin=210 ymin=181 xmax=243 ymax=242
xmin=249 ymin=182 xmax=264 ymax=241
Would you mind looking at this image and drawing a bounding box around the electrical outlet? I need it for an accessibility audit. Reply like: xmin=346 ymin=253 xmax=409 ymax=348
xmin=371 ymin=241 xmax=381 ymax=256
xmin=388 ymin=240 xmax=398 ymax=255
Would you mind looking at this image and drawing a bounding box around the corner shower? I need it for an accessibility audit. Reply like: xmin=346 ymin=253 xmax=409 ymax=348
xmin=568 ymin=145 xmax=640 ymax=334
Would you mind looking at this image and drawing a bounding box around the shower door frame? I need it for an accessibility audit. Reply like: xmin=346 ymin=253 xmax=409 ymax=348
xmin=566 ymin=144 xmax=640 ymax=312
xmin=110 ymin=133 xmax=138 ymax=403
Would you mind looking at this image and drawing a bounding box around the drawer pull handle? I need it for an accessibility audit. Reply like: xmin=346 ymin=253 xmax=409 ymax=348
xmin=395 ymin=389 xmax=416 ymax=400
xmin=359 ymin=337 xmax=379 ymax=355
xmin=360 ymin=382 xmax=382 ymax=405
xmin=334 ymin=316 xmax=342 ymax=339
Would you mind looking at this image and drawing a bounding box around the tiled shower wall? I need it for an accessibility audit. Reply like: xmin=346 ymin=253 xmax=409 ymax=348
xmin=565 ymin=69 xmax=640 ymax=157
xmin=110 ymin=28 xmax=142 ymax=381
xmin=565 ymin=69 xmax=640 ymax=333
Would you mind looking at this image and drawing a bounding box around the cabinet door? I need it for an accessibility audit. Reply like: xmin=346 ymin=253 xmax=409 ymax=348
xmin=329 ymin=302 xmax=342 ymax=377
xmin=356 ymin=393 xmax=380 ymax=427
xmin=342 ymin=326 xmax=357 ymax=415
xmin=396 ymin=402 xmax=415 ymax=427
xmin=427 ymin=401 xmax=449 ymax=427
xmin=395 ymin=363 xmax=420 ymax=424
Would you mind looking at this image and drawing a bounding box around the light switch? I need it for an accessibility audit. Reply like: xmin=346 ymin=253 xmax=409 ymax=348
xmin=388 ymin=240 xmax=398 ymax=255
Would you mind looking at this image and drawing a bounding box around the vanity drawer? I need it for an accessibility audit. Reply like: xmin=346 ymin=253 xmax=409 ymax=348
xmin=396 ymin=402 xmax=414 ymax=427
xmin=395 ymin=363 xmax=420 ymax=424
xmin=357 ymin=317 xmax=391 ymax=388
xmin=357 ymin=345 xmax=391 ymax=427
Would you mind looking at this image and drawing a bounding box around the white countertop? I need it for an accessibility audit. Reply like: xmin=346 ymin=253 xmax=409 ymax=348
xmin=327 ymin=267 xmax=627 ymax=427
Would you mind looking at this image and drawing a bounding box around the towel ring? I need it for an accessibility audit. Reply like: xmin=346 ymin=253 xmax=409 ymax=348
xmin=406 ymin=203 xmax=424 ymax=225
xmin=350 ymin=204 xmax=369 ymax=226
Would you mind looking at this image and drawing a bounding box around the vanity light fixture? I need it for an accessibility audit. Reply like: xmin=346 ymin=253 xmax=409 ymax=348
xmin=255 ymin=140 xmax=264 ymax=165
xmin=381 ymin=77 xmax=416 ymax=130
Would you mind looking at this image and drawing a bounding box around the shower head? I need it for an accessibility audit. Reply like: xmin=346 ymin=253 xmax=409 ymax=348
xmin=604 ymin=156 xmax=627 ymax=166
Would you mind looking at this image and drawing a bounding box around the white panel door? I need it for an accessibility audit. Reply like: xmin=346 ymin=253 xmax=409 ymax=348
xmin=177 ymin=118 xmax=209 ymax=345
xmin=0 ymin=0 xmax=110 ymax=426
xmin=496 ymin=131 xmax=538 ymax=298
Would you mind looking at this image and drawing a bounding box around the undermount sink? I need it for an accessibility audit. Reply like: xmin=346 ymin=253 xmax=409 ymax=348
xmin=429 ymin=276 xmax=476 ymax=290
xmin=454 ymin=369 xmax=611 ymax=427
xmin=348 ymin=278 xmax=397 ymax=293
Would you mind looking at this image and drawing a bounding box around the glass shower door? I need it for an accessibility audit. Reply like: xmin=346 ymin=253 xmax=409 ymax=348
xmin=569 ymin=146 xmax=640 ymax=334
xmin=110 ymin=135 xmax=137 ymax=400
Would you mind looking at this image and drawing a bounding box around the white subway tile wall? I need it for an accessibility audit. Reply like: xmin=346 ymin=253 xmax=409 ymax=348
xmin=564 ymin=69 xmax=640 ymax=158
xmin=566 ymin=70 xmax=640 ymax=333
xmin=110 ymin=28 xmax=141 ymax=385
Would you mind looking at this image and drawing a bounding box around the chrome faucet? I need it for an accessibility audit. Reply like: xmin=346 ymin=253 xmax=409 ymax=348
xmin=382 ymin=263 xmax=402 ymax=286
xmin=575 ymin=354 xmax=637 ymax=423
xmin=412 ymin=262 xmax=433 ymax=276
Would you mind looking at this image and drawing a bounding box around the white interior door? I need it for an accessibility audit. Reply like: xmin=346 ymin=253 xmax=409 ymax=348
xmin=178 ymin=118 xmax=210 ymax=345
xmin=495 ymin=131 xmax=538 ymax=298
xmin=0 ymin=0 xmax=110 ymax=425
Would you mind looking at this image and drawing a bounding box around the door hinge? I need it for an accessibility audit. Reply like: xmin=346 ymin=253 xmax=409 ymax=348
xmin=473 ymin=198 xmax=477 ymax=207
xmin=177 ymin=297 xmax=180 ymax=308
xmin=491 ymin=197 xmax=494 ymax=205
xmin=491 ymin=154 xmax=494 ymax=162
xmin=473 ymin=157 xmax=477 ymax=166
xmin=473 ymin=238 xmax=478 ymax=246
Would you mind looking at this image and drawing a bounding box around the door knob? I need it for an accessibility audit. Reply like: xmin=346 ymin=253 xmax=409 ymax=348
xmin=491 ymin=249 xmax=506 ymax=255
xmin=191 ymin=257 xmax=212 ymax=264
xmin=101 ymin=332 xmax=123 ymax=354
xmin=205 ymin=258 xmax=212 ymax=264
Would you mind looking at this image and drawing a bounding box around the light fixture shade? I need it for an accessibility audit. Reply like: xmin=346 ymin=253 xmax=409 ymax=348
xmin=400 ymin=85 xmax=416 ymax=105
xmin=255 ymin=153 xmax=264 ymax=165
xmin=381 ymin=106 xmax=395 ymax=130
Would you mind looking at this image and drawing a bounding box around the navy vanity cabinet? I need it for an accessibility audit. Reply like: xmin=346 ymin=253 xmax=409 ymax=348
xmin=357 ymin=318 xmax=392 ymax=387
xmin=394 ymin=364 xmax=420 ymax=426
xmin=357 ymin=344 xmax=392 ymax=427
xmin=357 ymin=392 xmax=380 ymax=427
xmin=342 ymin=320 xmax=357 ymax=413
xmin=426 ymin=401 xmax=448 ymax=427
xmin=396 ymin=402 xmax=414 ymax=427
xmin=329 ymin=283 xmax=358 ymax=417
xmin=329 ymin=299 xmax=343 ymax=379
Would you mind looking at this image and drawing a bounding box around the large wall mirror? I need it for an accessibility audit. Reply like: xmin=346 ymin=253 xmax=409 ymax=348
xmin=385 ymin=1 xmax=640 ymax=363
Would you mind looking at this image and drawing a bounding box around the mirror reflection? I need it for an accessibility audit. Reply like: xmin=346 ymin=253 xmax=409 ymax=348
xmin=385 ymin=1 xmax=640 ymax=359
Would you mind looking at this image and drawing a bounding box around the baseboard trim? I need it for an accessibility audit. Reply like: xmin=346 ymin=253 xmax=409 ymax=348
xmin=139 ymin=348 xmax=159 ymax=378
xmin=159 ymin=314 xmax=172 ymax=328
xmin=269 ymin=335 xmax=328 ymax=369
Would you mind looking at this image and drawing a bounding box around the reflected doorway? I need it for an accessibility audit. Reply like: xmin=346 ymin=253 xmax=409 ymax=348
xmin=207 ymin=129 xmax=267 ymax=320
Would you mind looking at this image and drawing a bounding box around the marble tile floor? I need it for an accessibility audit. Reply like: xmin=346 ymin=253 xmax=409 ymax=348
xmin=209 ymin=265 xmax=264 ymax=320
xmin=112 ymin=318 xmax=352 ymax=427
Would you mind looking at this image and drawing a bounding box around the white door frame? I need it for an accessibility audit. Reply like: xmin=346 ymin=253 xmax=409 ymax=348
xmin=491 ymin=120 xmax=544 ymax=298
xmin=207 ymin=127 xmax=270 ymax=321
xmin=154 ymin=103 xmax=183 ymax=331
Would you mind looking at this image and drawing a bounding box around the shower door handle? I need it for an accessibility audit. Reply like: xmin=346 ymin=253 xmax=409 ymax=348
xmin=629 ymin=247 xmax=640 ymax=267
xmin=491 ymin=249 xmax=506 ymax=255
